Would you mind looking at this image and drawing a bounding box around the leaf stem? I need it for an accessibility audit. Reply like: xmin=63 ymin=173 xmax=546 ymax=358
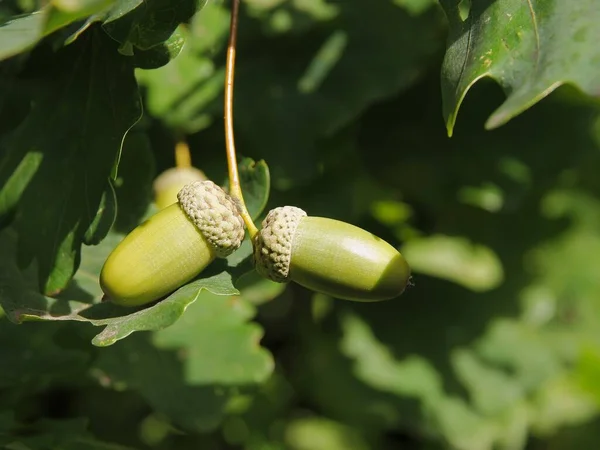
xmin=225 ymin=0 xmax=258 ymax=238
xmin=175 ymin=139 xmax=192 ymax=168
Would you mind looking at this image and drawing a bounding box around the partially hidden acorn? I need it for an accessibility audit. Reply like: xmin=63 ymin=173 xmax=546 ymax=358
xmin=100 ymin=180 xmax=245 ymax=307
xmin=153 ymin=166 xmax=208 ymax=209
xmin=253 ymin=206 xmax=410 ymax=302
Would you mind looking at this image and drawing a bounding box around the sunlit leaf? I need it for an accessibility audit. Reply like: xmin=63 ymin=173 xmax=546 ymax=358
xmin=0 ymin=0 xmax=117 ymax=61
xmin=440 ymin=0 xmax=600 ymax=134
xmin=0 ymin=11 xmax=47 ymax=60
xmin=153 ymin=291 xmax=273 ymax=385
xmin=401 ymin=234 xmax=504 ymax=291
xmin=284 ymin=417 xmax=370 ymax=450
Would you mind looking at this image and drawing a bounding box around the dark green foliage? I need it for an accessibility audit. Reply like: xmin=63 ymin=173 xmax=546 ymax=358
xmin=1 ymin=0 xmax=599 ymax=448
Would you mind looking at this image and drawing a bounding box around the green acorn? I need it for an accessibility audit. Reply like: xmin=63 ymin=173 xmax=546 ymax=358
xmin=153 ymin=166 xmax=208 ymax=210
xmin=100 ymin=180 xmax=245 ymax=306
xmin=253 ymin=206 xmax=410 ymax=302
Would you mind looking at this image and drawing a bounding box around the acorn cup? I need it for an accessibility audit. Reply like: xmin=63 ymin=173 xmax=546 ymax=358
xmin=253 ymin=206 xmax=411 ymax=302
xmin=100 ymin=180 xmax=245 ymax=307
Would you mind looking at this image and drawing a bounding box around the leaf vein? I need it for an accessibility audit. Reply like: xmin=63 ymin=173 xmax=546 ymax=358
xmin=525 ymin=0 xmax=541 ymax=72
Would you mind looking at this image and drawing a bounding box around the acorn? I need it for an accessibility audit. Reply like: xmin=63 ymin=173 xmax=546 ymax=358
xmin=253 ymin=206 xmax=410 ymax=302
xmin=100 ymin=180 xmax=245 ymax=306
xmin=153 ymin=166 xmax=208 ymax=209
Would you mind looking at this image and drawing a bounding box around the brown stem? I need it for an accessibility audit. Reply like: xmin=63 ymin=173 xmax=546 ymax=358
xmin=224 ymin=0 xmax=258 ymax=238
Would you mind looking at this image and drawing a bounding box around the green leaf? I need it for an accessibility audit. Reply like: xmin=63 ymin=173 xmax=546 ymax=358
xmin=0 ymin=319 xmax=89 ymax=393
xmin=0 ymin=0 xmax=117 ymax=61
xmin=0 ymin=27 xmax=141 ymax=295
xmin=451 ymin=347 xmax=525 ymax=416
xmin=45 ymin=0 xmax=114 ymax=35
xmin=153 ymin=291 xmax=273 ymax=385
xmin=235 ymin=269 xmax=286 ymax=306
xmin=338 ymin=311 xmax=523 ymax=450
xmin=132 ymin=26 xmax=186 ymax=69
xmin=84 ymin=182 xmax=117 ymax=245
xmin=112 ymin=131 xmax=155 ymax=233
xmin=52 ymin=0 xmax=113 ymax=16
xmin=576 ymin=345 xmax=600 ymax=406
xmin=401 ymin=234 xmax=505 ymax=292
xmin=238 ymin=157 xmax=270 ymax=220
xmin=290 ymin=312 xmax=405 ymax=434
xmin=102 ymin=0 xmax=206 ymax=52
xmin=0 ymin=11 xmax=47 ymax=61
xmin=393 ymin=0 xmax=437 ymax=16
xmin=95 ymin=331 xmax=265 ymax=433
xmin=229 ymin=370 xmax=295 ymax=444
xmin=440 ymin=0 xmax=600 ymax=135
xmin=340 ymin=312 xmax=443 ymax=402
xmin=530 ymin=377 xmax=597 ymax=437
xmin=88 ymin=271 xmax=241 ymax=347
xmin=0 ymin=228 xmax=88 ymax=324
xmin=59 ymin=229 xmax=125 ymax=302
xmin=102 ymin=0 xmax=143 ymax=23
xmin=284 ymin=417 xmax=370 ymax=450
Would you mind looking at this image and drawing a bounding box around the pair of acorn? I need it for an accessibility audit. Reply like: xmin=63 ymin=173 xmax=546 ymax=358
xmin=100 ymin=168 xmax=411 ymax=307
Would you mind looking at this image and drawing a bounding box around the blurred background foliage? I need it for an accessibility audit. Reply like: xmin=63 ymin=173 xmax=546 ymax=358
xmin=1 ymin=0 xmax=600 ymax=448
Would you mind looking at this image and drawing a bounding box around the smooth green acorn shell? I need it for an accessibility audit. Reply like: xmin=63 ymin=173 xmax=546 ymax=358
xmin=289 ymin=217 xmax=410 ymax=301
xmin=100 ymin=203 xmax=215 ymax=306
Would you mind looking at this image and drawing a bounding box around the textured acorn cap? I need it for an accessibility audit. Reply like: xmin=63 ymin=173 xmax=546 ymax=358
xmin=253 ymin=206 xmax=307 ymax=282
xmin=177 ymin=180 xmax=245 ymax=258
